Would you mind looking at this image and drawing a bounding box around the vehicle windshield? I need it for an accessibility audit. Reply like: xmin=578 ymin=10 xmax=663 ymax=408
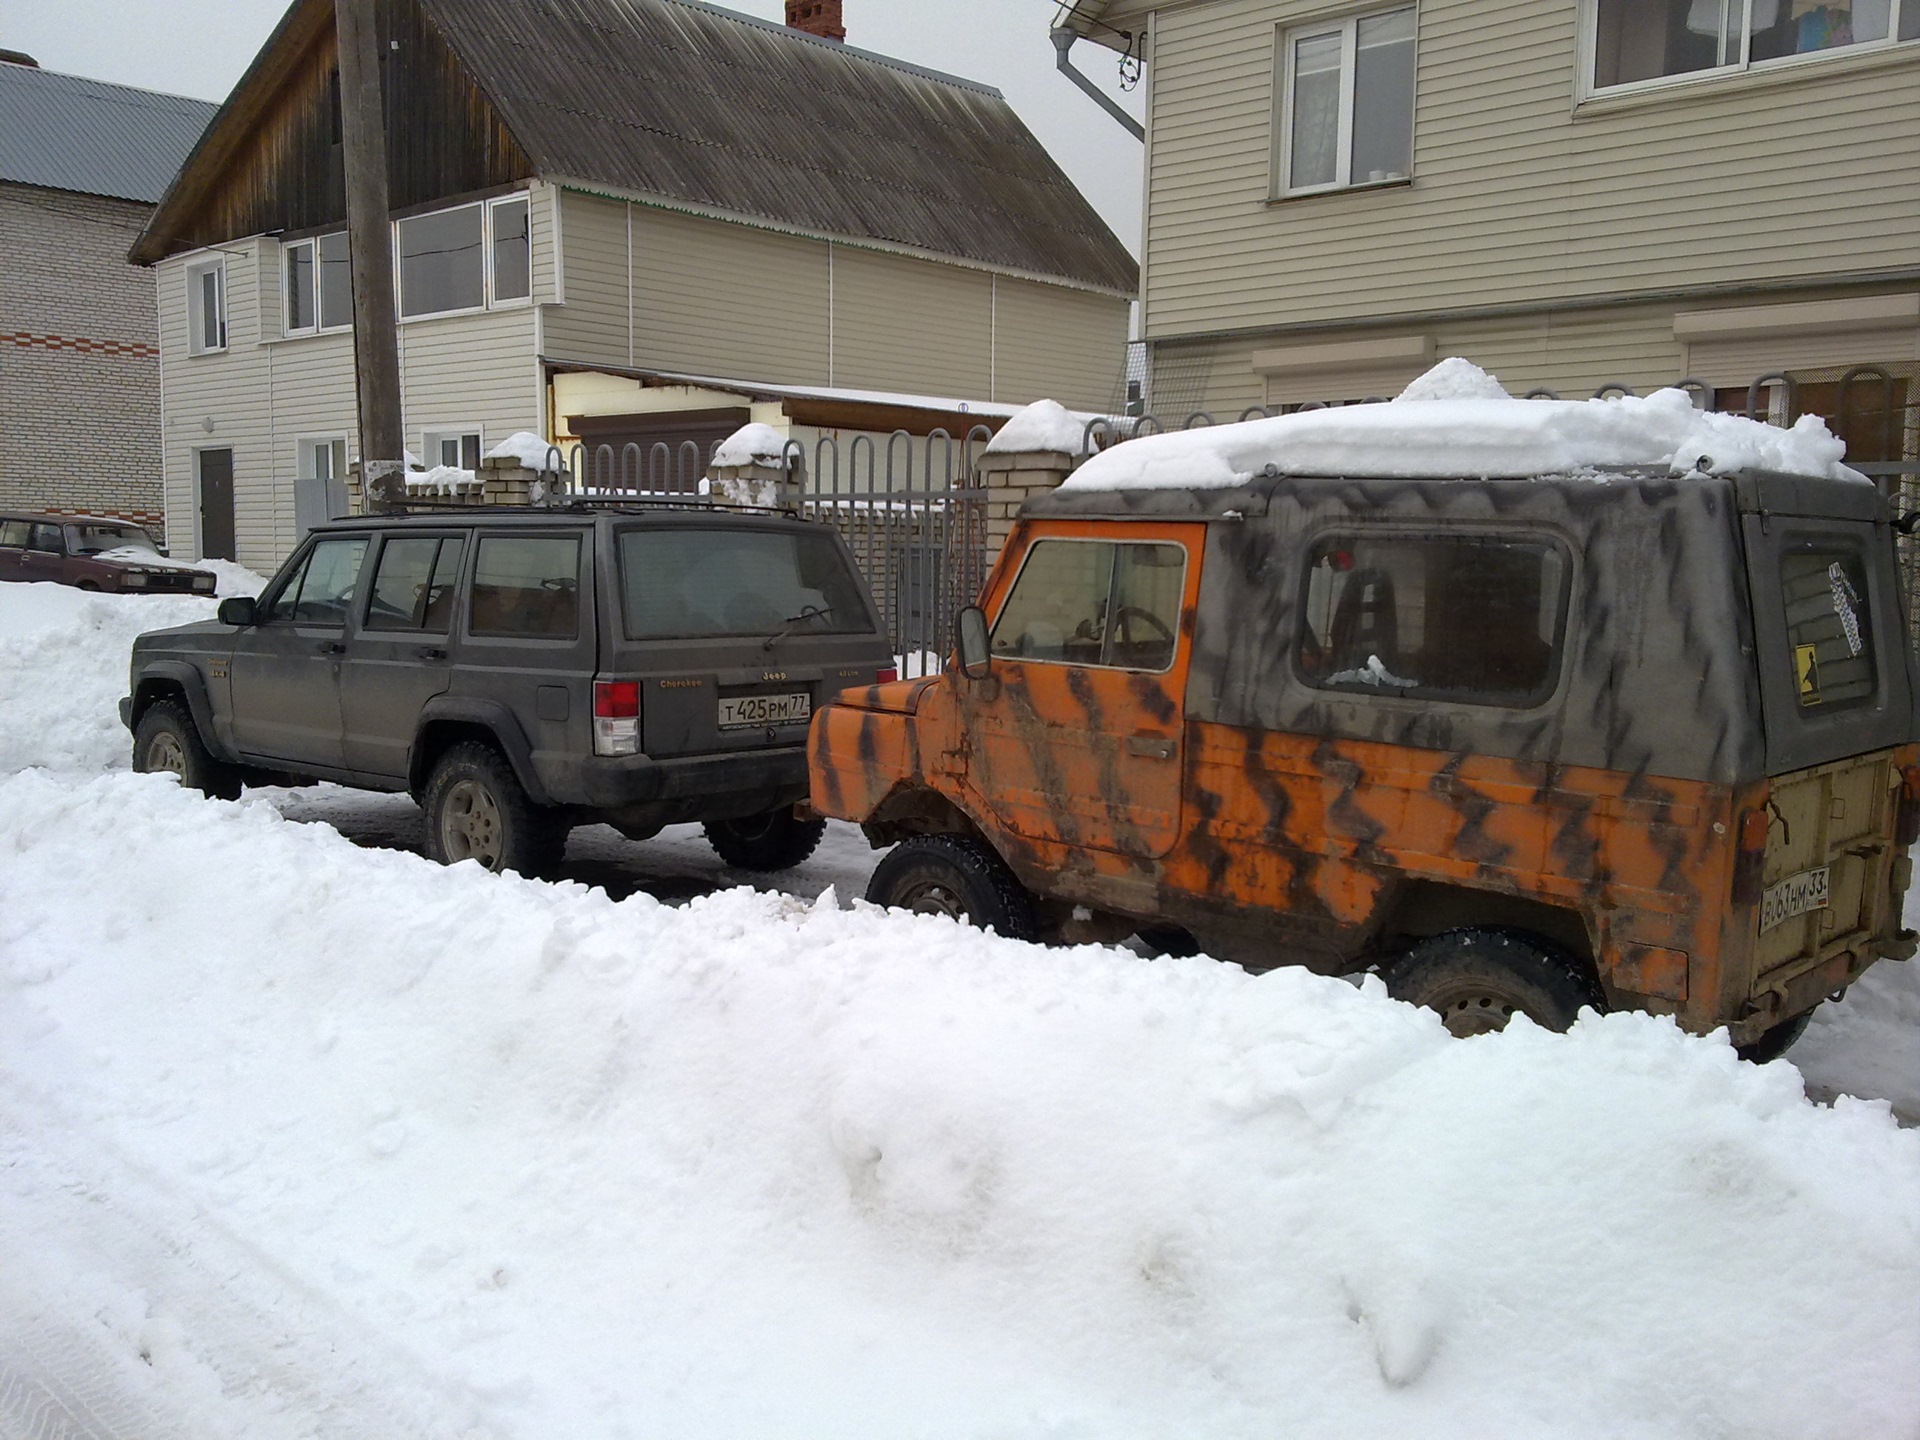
xmin=66 ymin=523 xmax=158 ymax=556
xmin=618 ymin=527 xmax=870 ymax=641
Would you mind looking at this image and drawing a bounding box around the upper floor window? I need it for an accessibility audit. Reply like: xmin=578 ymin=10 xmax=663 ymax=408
xmin=186 ymin=258 xmax=226 ymax=355
xmin=284 ymin=231 xmax=354 ymax=335
xmin=1590 ymin=0 xmax=1918 ymax=93
xmin=1277 ymin=7 xmax=1416 ymax=196
xmin=396 ymin=195 xmax=532 ymax=320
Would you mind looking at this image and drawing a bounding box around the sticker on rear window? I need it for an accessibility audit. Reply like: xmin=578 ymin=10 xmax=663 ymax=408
xmin=1794 ymin=643 xmax=1819 ymax=705
xmin=1827 ymin=562 xmax=1863 ymax=657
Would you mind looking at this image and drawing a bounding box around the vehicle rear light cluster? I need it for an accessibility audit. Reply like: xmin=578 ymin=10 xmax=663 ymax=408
xmin=1731 ymin=803 xmax=1772 ymax=907
xmin=875 ymin=666 xmax=898 ymax=684
xmin=593 ymin=678 xmax=640 ymax=757
xmin=1897 ymin=766 xmax=1920 ymax=847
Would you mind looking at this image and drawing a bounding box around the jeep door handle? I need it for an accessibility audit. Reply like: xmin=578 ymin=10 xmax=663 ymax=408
xmin=316 ymin=640 xmax=347 ymax=655
xmin=415 ymin=646 xmax=448 ymax=661
xmin=1126 ymin=735 xmax=1177 ymax=760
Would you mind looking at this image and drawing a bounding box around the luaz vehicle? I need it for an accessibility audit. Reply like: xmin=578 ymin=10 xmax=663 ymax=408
xmin=811 ymin=399 xmax=1920 ymax=1060
xmin=1 ymin=512 xmax=216 ymax=594
xmin=124 ymin=503 xmax=893 ymax=875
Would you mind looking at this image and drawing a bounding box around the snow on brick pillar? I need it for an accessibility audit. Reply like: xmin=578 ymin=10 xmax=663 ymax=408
xmin=975 ymin=399 xmax=1090 ymax=561
xmin=785 ymin=0 xmax=845 ymax=41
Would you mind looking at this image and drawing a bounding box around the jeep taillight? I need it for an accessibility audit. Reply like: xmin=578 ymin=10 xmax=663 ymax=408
xmin=875 ymin=666 xmax=898 ymax=684
xmin=593 ymin=678 xmax=640 ymax=757
xmin=1896 ymin=766 xmax=1920 ymax=847
xmin=1731 ymin=804 xmax=1771 ymax=906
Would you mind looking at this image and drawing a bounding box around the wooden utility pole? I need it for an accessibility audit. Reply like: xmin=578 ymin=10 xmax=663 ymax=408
xmin=335 ymin=0 xmax=406 ymax=511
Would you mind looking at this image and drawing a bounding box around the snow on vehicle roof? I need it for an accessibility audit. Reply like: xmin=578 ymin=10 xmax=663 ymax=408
xmin=1058 ymin=359 xmax=1863 ymax=492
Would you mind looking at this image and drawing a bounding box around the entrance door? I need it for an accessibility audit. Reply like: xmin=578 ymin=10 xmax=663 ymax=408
xmin=197 ymin=448 xmax=236 ymax=561
xmin=960 ymin=523 xmax=1204 ymax=859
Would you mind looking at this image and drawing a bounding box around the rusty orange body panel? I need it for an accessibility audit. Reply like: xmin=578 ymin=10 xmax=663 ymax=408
xmin=812 ymin=472 xmax=1920 ymax=1046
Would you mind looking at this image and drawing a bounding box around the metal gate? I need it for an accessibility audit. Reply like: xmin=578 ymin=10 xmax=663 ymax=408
xmin=552 ymin=428 xmax=992 ymax=676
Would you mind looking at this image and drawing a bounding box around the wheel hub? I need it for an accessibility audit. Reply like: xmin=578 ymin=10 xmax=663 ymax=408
xmin=902 ymin=881 xmax=968 ymax=921
xmin=442 ymin=780 xmax=503 ymax=867
xmin=145 ymin=732 xmax=186 ymax=778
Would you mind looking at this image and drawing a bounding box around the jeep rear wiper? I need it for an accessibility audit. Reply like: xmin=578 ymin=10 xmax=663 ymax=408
xmin=763 ymin=605 xmax=833 ymax=650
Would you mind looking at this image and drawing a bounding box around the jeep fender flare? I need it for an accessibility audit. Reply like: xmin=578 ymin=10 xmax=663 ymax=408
xmin=410 ymin=697 xmax=553 ymax=806
xmin=131 ymin=663 xmax=234 ymax=762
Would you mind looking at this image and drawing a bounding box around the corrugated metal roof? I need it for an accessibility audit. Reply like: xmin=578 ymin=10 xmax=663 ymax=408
xmin=426 ymin=0 xmax=1137 ymax=294
xmin=0 ymin=62 xmax=216 ymax=204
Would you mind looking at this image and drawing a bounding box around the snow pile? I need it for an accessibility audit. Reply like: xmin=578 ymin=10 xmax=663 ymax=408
xmin=485 ymin=431 xmax=568 ymax=473
xmin=87 ymin=545 xmax=211 ymax=573
xmin=711 ymin=422 xmax=792 ymax=469
xmin=1063 ymin=360 xmax=1861 ymax=490
xmin=984 ymin=398 xmax=1100 ymax=456
xmin=1 ymin=767 xmax=1917 ymax=1438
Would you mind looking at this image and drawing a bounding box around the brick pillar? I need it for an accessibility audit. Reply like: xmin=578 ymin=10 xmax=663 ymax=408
xmin=975 ymin=449 xmax=1078 ymax=562
xmin=708 ymin=453 xmax=806 ymax=509
xmin=785 ymin=0 xmax=845 ymax=41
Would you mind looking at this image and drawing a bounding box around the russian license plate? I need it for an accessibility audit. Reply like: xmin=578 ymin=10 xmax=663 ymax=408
xmin=718 ymin=691 xmax=811 ymax=729
xmin=1760 ymin=865 xmax=1830 ymax=933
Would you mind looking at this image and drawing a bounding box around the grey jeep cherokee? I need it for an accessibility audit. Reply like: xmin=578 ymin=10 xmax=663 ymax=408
xmin=121 ymin=505 xmax=895 ymax=875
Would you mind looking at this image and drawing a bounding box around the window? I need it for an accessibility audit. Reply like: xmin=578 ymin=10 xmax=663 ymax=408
xmin=469 ymin=535 xmax=580 ymax=637
xmin=65 ymin=523 xmax=156 ymax=556
xmin=1782 ymin=547 xmax=1875 ymax=709
xmin=1298 ymin=532 xmax=1570 ymax=707
xmin=490 ymin=196 xmax=531 ymax=303
xmin=991 ymin=538 xmax=1187 ymax=673
xmin=285 ymin=240 xmax=315 ymax=334
xmin=318 ymin=231 xmax=353 ymax=329
xmin=398 ymin=204 xmax=485 ymax=318
xmin=260 ymin=537 xmax=369 ymax=627
xmin=283 ymin=232 xmax=353 ymax=334
xmin=296 ymin=437 xmax=350 ymax=535
xmin=618 ymin=527 xmax=871 ymax=640
xmin=365 ymin=535 xmax=466 ymax=631
xmin=187 ymin=258 xmax=226 ymax=354
xmin=423 ymin=430 xmax=482 ymax=470
xmin=28 ymin=523 xmax=65 ymax=553
xmin=1590 ymin=0 xmax=1918 ymax=93
xmin=1278 ymin=7 xmax=1416 ymax=195
xmin=0 ymin=521 xmax=30 ymax=548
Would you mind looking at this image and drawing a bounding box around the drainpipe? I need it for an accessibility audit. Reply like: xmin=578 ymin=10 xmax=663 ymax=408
xmin=1050 ymin=27 xmax=1144 ymax=142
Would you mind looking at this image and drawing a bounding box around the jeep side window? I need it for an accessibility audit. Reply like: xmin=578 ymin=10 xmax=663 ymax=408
xmin=270 ymin=538 xmax=368 ymax=626
xmin=470 ymin=536 xmax=579 ymax=638
xmin=364 ymin=536 xmax=466 ymax=632
xmin=1299 ymin=533 xmax=1568 ymax=706
xmin=990 ymin=538 xmax=1186 ymax=672
xmin=1782 ymin=547 xmax=1875 ymax=710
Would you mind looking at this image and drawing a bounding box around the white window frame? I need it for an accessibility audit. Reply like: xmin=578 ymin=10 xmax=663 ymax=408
xmin=282 ymin=238 xmax=318 ymax=337
xmin=295 ymin=435 xmax=351 ymax=532
xmin=421 ymin=427 xmax=484 ymax=471
xmin=1274 ymin=6 xmax=1418 ymax=199
xmin=1580 ymin=0 xmax=1919 ymax=101
xmin=487 ymin=194 xmax=532 ymax=308
xmin=186 ymin=257 xmax=227 ymax=356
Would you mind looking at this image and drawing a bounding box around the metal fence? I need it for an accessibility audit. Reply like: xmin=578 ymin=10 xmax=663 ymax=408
xmin=548 ymin=429 xmax=994 ymax=676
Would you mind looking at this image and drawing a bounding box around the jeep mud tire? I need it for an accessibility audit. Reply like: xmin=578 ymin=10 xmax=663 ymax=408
xmin=1734 ymin=1007 xmax=1816 ymax=1064
xmin=132 ymin=699 xmax=242 ymax=800
xmin=1383 ymin=927 xmax=1605 ymax=1037
xmin=865 ymin=834 xmax=1037 ymax=940
xmin=422 ymin=742 xmax=565 ymax=877
xmin=702 ymin=808 xmax=827 ymax=872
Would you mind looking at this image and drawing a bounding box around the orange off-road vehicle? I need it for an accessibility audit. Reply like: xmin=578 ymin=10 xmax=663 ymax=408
xmin=810 ymin=410 xmax=1920 ymax=1060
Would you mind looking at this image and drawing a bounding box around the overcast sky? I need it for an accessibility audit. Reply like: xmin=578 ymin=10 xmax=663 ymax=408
xmin=5 ymin=0 xmax=1147 ymax=253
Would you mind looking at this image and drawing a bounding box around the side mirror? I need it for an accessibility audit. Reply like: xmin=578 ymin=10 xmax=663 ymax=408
xmin=957 ymin=605 xmax=992 ymax=680
xmin=217 ymin=596 xmax=257 ymax=627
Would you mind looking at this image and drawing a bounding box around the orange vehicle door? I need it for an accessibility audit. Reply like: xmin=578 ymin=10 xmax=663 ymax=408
xmin=960 ymin=523 xmax=1204 ymax=859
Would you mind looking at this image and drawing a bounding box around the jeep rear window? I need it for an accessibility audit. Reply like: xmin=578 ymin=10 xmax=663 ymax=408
xmin=617 ymin=528 xmax=869 ymax=641
xmin=990 ymin=539 xmax=1187 ymax=672
xmin=1782 ymin=548 xmax=1875 ymax=710
xmin=1299 ymin=533 xmax=1569 ymax=707
xmin=470 ymin=536 xmax=580 ymax=638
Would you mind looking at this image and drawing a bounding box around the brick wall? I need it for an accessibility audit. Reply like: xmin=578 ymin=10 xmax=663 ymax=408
xmin=0 ymin=183 xmax=164 ymax=523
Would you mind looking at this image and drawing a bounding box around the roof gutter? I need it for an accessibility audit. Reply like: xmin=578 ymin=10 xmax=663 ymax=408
xmin=1050 ymin=28 xmax=1143 ymax=142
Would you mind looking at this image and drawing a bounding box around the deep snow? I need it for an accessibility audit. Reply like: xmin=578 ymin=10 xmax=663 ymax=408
xmin=1 ymin=581 xmax=1917 ymax=1438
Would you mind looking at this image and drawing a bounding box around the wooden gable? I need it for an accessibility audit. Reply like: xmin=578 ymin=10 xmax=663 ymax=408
xmin=133 ymin=0 xmax=531 ymax=263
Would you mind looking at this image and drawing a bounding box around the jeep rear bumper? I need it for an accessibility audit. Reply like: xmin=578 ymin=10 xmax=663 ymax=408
xmin=576 ymin=745 xmax=808 ymax=815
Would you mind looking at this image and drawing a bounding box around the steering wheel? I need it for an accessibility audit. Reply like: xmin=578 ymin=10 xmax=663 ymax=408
xmin=1113 ymin=605 xmax=1174 ymax=647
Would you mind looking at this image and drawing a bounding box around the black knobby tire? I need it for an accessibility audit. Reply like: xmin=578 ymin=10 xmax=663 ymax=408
xmin=1136 ymin=925 xmax=1203 ymax=958
xmin=702 ymin=808 xmax=828 ymax=872
xmin=1383 ymin=927 xmax=1605 ymax=1038
xmin=422 ymin=741 xmax=564 ymax=877
xmin=1734 ymin=1008 xmax=1816 ymax=1064
xmin=132 ymin=698 xmax=242 ymax=800
xmin=864 ymin=834 xmax=1037 ymax=940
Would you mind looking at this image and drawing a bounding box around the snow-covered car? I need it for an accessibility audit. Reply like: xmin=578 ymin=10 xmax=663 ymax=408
xmin=0 ymin=512 xmax=216 ymax=594
xmin=121 ymin=504 xmax=893 ymax=877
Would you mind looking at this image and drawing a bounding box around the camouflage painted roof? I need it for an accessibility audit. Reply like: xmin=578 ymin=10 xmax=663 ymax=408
xmin=0 ymin=61 xmax=215 ymax=204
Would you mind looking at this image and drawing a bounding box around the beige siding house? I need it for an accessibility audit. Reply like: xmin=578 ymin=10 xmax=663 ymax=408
xmin=135 ymin=0 xmax=1136 ymax=572
xmin=1058 ymin=0 xmax=1917 ymax=458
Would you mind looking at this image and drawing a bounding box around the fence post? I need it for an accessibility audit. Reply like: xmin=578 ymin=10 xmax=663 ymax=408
xmin=974 ymin=445 xmax=1079 ymax=563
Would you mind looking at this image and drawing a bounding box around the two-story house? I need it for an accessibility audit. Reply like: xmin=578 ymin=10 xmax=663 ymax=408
xmin=0 ymin=56 xmax=214 ymax=530
xmin=1055 ymin=0 xmax=1917 ymax=460
xmin=131 ymin=0 xmax=1137 ymax=570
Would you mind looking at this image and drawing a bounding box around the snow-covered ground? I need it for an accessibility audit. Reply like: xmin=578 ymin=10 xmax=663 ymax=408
xmin=1 ymin=580 xmax=1917 ymax=1438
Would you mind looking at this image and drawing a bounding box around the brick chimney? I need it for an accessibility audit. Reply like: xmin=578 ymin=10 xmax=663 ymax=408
xmin=785 ymin=0 xmax=845 ymax=42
